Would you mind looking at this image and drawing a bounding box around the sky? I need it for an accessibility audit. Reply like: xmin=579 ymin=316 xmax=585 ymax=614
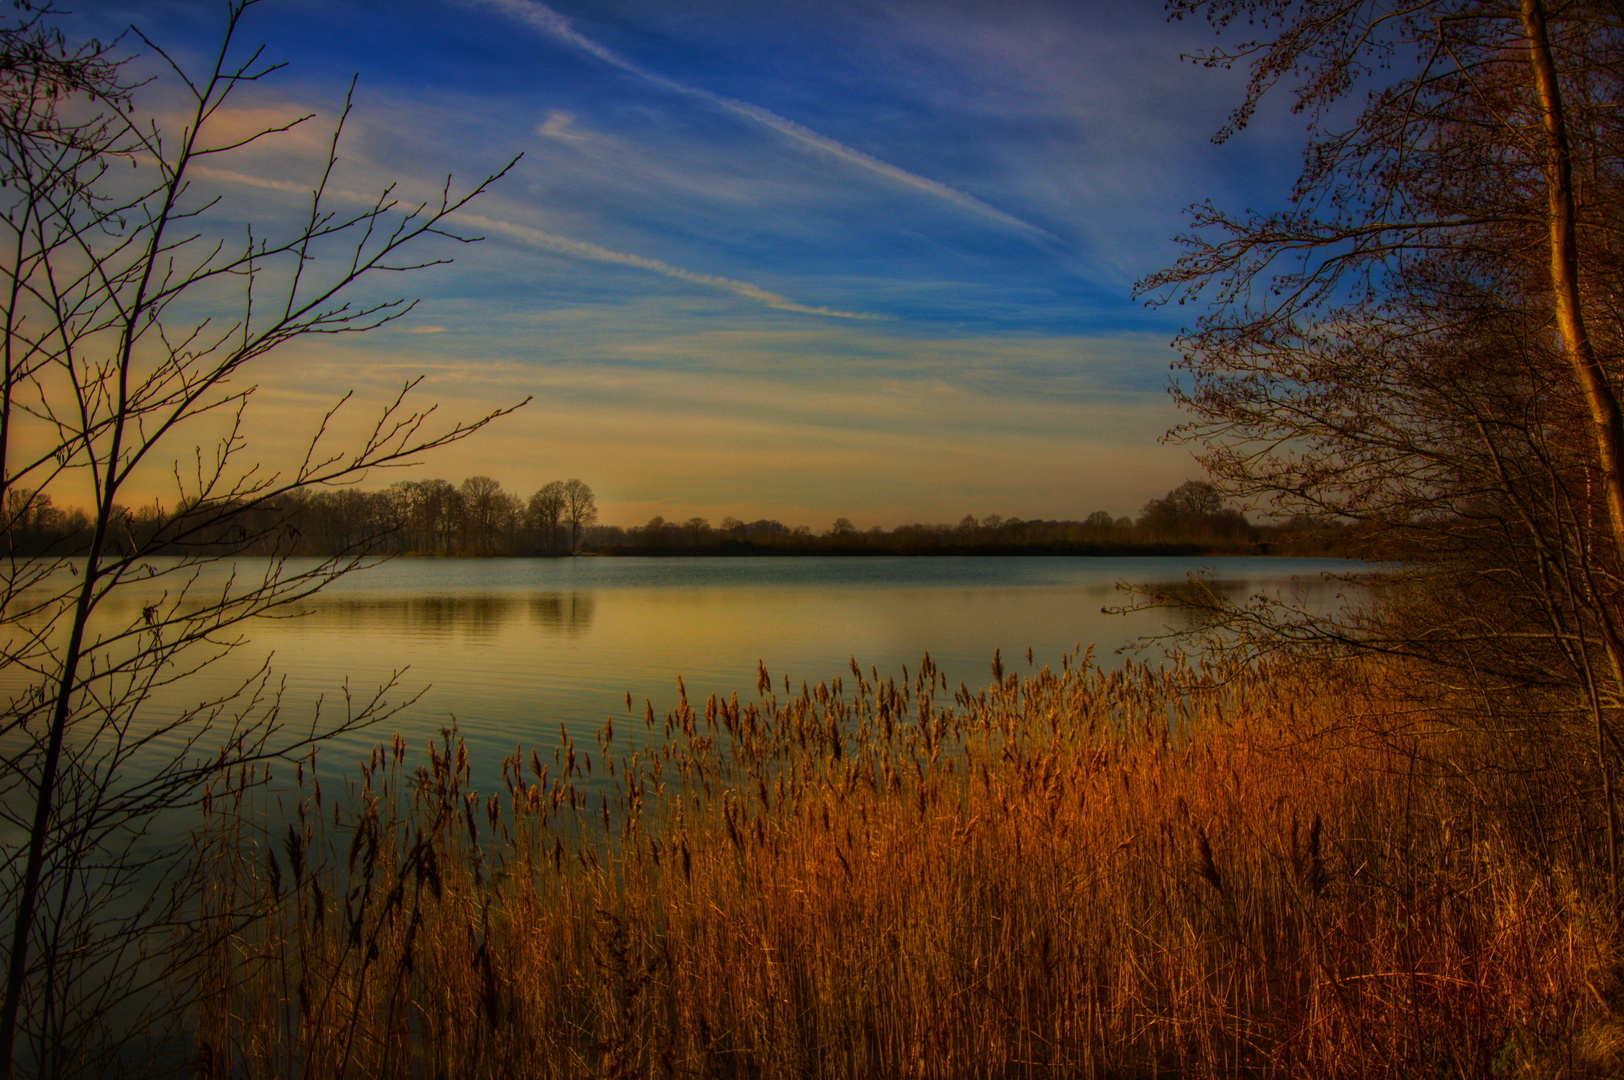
xmin=51 ymin=0 xmax=1302 ymax=529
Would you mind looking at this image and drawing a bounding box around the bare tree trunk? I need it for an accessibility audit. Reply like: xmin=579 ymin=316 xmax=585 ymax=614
xmin=1524 ymin=0 xmax=1622 ymax=572
xmin=0 ymin=7 xmax=524 ymax=1071
xmin=1523 ymin=0 xmax=1624 ymax=892
xmin=0 ymin=566 xmax=97 ymax=1077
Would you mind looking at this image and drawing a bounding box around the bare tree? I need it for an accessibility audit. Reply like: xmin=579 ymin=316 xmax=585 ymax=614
xmin=459 ymin=475 xmax=504 ymax=555
xmin=1136 ymin=481 xmax=1237 ymax=540
xmin=561 ymin=478 xmax=596 ymax=554
xmin=0 ymin=4 xmax=524 ymax=1074
xmin=527 ymin=479 xmax=565 ymax=554
xmin=498 ymin=491 xmax=524 ymax=552
xmin=641 ymin=514 xmax=666 ymax=548
xmin=1142 ymin=0 xmax=1624 ymax=878
xmin=391 ymin=478 xmax=460 ymax=554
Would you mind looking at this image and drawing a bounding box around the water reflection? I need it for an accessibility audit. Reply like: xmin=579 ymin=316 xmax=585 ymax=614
xmin=0 ymin=557 xmax=1374 ymax=791
xmin=1132 ymin=574 xmax=1353 ymax=632
xmin=530 ymin=592 xmax=595 ymax=634
xmin=289 ymin=591 xmax=596 ymax=637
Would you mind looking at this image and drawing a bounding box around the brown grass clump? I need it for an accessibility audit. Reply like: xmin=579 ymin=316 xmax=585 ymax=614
xmin=188 ymin=651 xmax=1624 ymax=1078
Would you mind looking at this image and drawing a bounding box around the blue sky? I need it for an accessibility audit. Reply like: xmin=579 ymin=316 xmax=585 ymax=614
xmin=58 ymin=0 xmax=1300 ymax=527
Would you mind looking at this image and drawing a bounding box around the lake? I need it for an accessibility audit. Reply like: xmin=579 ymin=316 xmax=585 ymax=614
xmin=0 ymin=551 xmax=1371 ymax=1061
xmin=24 ymin=555 xmax=1365 ymax=781
xmin=3 ymin=554 xmax=1370 ymax=791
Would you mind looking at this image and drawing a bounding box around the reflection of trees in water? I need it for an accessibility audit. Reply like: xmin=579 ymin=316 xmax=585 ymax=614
xmin=528 ymin=592 xmax=595 ymax=635
xmin=296 ymin=592 xmax=596 ymax=637
xmin=1154 ymin=578 xmax=1254 ymax=630
xmin=1143 ymin=576 xmax=1363 ymax=632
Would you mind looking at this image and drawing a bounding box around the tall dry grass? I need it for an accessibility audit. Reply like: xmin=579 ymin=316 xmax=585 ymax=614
xmin=188 ymin=650 xmax=1624 ymax=1078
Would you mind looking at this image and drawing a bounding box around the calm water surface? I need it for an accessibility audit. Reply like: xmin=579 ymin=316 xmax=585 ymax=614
xmin=12 ymin=555 xmax=1370 ymax=785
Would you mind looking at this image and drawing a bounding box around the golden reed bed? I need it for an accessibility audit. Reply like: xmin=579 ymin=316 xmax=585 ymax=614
xmin=189 ymin=651 xmax=1624 ymax=1078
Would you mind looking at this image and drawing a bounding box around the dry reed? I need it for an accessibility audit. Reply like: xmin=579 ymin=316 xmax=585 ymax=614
xmin=187 ymin=650 xmax=1624 ymax=1078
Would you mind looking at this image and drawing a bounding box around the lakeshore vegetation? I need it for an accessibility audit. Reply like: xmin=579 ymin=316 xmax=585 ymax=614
xmin=193 ymin=649 xmax=1621 ymax=1077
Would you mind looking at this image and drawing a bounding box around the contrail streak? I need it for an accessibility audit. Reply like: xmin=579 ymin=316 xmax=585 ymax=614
xmin=453 ymin=213 xmax=877 ymax=319
xmin=191 ymin=166 xmax=875 ymax=318
xmin=478 ymin=0 xmax=1050 ymax=238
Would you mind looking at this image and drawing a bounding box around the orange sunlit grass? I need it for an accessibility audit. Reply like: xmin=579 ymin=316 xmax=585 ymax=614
xmin=191 ymin=650 xmax=1623 ymax=1078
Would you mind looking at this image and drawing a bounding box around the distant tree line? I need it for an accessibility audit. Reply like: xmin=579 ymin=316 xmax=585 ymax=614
xmin=0 ymin=477 xmax=597 ymax=557
xmin=0 ymin=478 xmax=1357 ymax=559
xmin=592 ymin=481 xmax=1357 ymax=556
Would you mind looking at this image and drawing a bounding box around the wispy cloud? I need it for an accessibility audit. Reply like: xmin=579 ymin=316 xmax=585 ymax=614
xmin=188 ymin=166 xmax=316 ymax=196
xmin=451 ymin=212 xmax=877 ymax=319
xmin=475 ymin=0 xmax=1051 ymax=239
xmin=536 ymin=110 xmax=592 ymax=142
xmin=188 ymin=166 xmax=872 ymax=319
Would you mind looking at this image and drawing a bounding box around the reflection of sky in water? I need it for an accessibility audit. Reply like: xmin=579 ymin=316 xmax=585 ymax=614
xmin=4 ymin=556 xmax=1370 ymax=789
